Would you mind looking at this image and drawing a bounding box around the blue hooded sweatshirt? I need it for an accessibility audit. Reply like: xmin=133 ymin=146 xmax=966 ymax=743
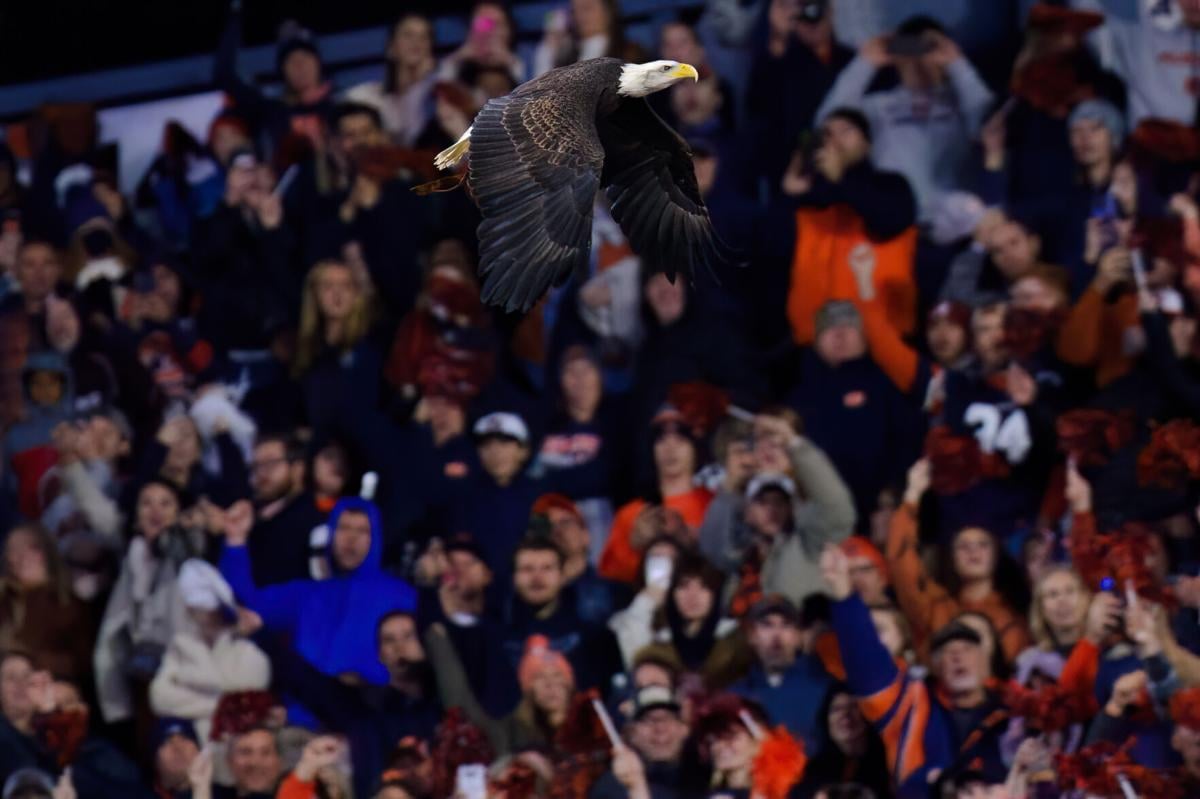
xmin=219 ymin=497 xmax=417 ymax=725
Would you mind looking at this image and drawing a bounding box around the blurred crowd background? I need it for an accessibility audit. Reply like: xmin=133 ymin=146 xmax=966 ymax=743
xmin=3 ymin=0 xmax=1200 ymax=798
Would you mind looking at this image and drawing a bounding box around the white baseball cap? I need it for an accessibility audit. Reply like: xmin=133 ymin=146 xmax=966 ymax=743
xmin=745 ymin=472 xmax=797 ymax=500
xmin=472 ymin=412 xmax=529 ymax=445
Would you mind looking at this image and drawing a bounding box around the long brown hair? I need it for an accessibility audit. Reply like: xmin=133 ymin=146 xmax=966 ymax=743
xmin=292 ymin=258 xmax=376 ymax=377
xmin=1 ymin=522 xmax=72 ymax=609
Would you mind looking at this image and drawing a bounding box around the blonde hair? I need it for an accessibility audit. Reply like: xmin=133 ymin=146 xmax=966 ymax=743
xmin=293 ymin=259 xmax=376 ymax=376
xmin=1029 ymin=565 xmax=1090 ymax=651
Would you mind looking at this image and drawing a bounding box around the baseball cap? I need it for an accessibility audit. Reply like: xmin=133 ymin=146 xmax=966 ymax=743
xmin=444 ymin=532 xmax=488 ymax=565
xmin=632 ymin=685 xmax=682 ymax=720
xmin=472 ymin=412 xmax=529 ymax=445
xmin=748 ymin=594 xmax=800 ymax=627
xmin=745 ymin=472 xmax=796 ymax=501
xmin=930 ymin=620 xmax=983 ymax=653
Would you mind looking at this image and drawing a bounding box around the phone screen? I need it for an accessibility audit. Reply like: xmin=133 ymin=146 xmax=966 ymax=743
xmin=456 ymin=764 xmax=487 ymax=799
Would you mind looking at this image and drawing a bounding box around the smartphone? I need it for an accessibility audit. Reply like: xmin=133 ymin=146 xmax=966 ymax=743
xmin=455 ymin=764 xmax=487 ymax=799
xmin=645 ymin=554 xmax=673 ymax=590
xmin=886 ymin=33 xmax=936 ymax=58
xmin=1130 ymin=249 xmax=1149 ymax=294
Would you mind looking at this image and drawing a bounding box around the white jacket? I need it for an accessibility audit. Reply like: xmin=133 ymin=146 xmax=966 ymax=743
xmin=149 ymin=629 xmax=271 ymax=741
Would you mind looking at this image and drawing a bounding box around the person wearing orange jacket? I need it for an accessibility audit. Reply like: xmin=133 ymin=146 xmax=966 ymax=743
xmin=886 ymin=459 xmax=1032 ymax=665
xmin=782 ymin=108 xmax=918 ymax=347
xmin=599 ymin=407 xmax=712 ymax=583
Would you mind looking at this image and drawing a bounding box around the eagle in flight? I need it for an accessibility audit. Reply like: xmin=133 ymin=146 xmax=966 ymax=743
xmin=428 ymin=58 xmax=727 ymax=312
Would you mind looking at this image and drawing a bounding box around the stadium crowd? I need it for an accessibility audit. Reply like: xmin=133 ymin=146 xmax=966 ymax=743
xmin=4 ymin=0 xmax=1200 ymax=797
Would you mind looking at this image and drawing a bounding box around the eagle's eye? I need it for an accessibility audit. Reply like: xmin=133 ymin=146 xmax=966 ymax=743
xmin=661 ymin=64 xmax=672 ymax=72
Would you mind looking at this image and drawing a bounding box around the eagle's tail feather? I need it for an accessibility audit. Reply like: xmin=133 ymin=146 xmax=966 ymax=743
xmin=434 ymin=126 xmax=472 ymax=170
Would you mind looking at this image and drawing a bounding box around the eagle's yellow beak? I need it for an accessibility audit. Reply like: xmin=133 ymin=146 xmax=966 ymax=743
xmin=671 ymin=63 xmax=699 ymax=81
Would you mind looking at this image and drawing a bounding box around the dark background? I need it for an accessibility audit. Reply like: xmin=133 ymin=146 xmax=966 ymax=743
xmin=0 ymin=0 xmax=474 ymax=87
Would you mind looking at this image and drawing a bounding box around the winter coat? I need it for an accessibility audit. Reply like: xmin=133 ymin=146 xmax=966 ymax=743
xmin=699 ymin=437 xmax=855 ymax=606
xmin=149 ymin=628 xmax=272 ymax=740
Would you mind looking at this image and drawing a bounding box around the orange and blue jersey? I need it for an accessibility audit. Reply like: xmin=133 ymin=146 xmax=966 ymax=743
xmin=830 ymin=594 xmax=1008 ymax=797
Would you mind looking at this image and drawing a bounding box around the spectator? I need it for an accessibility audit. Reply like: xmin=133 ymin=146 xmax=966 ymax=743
xmin=609 ymin=552 xmax=744 ymax=685
xmin=798 ymin=686 xmax=891 ymax=799
xmin=426 ymin=627 xmax=573 ymax=757
xmin=886 ymin=460 xmax=1031 ymax=664
xmin=438 ymin=3 xmax=525 ymax=86
xmin=838 ymin=536 xmax=889 ymax=607
xmin=412 ymin=533 xmax=514 ymax=715
xmin=293 ymin=258 xmax=383 ymax=434
xmin=747 ymin=0 xmax=855 ymax=194
xmin=589 ymin=685 xmax=699 ymax=799
xmin=453 ymin=412 xmax=541 ymax=586
xmin=501 ymin=537 xmax=622 ymax=696
xmin=782 ymin=110 xmax=918 ymax=347
xmin=0 ymin=523 xmax=92 ymax=681
xmin=823 ymin=546 xmax=1010 ymax=792
xmin=213 ymin=10 xmax=334 ymax=161
xmin=3 ymin=352 xmax=74 ymax=520
xmin=217 ymin=496 xmax=417 ymax=725
xmin=600 ymin=407 xmax=712 ymax=583
xmin=344 ymin=14 xmax=438 ymax=146
xmin=149 ymin=717 xmax=206 ymax=799
xmin=259 ymin=611 xmax=441 ymax=799
xmin=94 ymin=479 xmax=207 ymax=724
xmin=1086 ymin=0 xmax=1200 ymax=124
xmin=535 ymin=494 xmax=622 ymax=625
xmin=534 ymin=0 xmax=634 ymax=77
xmin=149 ymin=560 xmax=271 ymax=740
xmin=533 ymin=345 xmax=623 ymax=551
xmin=216 ymin=726 xmax=282 ymax=799
xmin=787 ymin=301 xmax=921 ymax=521
xmin=43 ymin=407 xmax=131 ymax=543
xmin=241 ymin=434 xmax=324 ymax=586
xmin=699 ymin=412 xmax=855 ymax=607
xmin=816 ymin=17 xmax=995 ymax=219
xmin=731 ymin=596 xmax=832 ymax=749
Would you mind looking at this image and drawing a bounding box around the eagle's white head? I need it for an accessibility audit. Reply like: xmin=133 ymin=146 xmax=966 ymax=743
xmin=617 ymin=60 xmax=700 ymax=98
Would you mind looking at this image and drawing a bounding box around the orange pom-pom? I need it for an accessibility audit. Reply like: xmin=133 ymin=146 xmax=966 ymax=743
xmin=751 ymin=727 xmax=807 ymax=799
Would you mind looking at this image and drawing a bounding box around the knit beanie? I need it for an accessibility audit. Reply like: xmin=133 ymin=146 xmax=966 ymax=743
xmin=1068 ymin=99 xmax=1125 ymax=151
xmin=517 ymin=635 xmax=574 ymax=693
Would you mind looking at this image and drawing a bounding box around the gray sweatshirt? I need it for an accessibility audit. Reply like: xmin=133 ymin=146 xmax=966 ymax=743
xmin=1083 ymin=0 xmax=1200 ymax=125
xmin=816 ymin=54 xmax=994 ymax=220
xmin=698 ymin=438 xmax=856 ymax=607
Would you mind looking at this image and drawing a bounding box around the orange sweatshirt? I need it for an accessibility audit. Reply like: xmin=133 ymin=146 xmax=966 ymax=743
xmin=1056 ymin=287 xmax=1139 ymax=388
xmin=886 ymin=503 xmax=1031 ymax=664
xmin=598 ymin=488 xmax=713 ymax=582
xmin=786 ymin=205 xmax=917 ymax=346
xmin=276 ymin=774 xmax=317 ymax=799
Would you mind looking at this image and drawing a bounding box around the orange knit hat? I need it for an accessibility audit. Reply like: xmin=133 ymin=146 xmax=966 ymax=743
xmin=517 ymin=635 xmax=574 ymax=693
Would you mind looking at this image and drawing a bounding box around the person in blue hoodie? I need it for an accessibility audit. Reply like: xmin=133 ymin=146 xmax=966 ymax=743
xmin=217 ymin=495 xmax=416 ymax=727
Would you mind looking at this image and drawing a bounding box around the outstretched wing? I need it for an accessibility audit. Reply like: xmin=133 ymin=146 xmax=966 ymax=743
xmin=469 ymin=93 xmax=603 ymax=313
xmin=598 ymin=98 xmax=726 ymax=283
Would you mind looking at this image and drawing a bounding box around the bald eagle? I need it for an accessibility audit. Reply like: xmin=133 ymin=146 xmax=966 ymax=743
xmin=429 ymin=58 xmax=727 ymax=312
